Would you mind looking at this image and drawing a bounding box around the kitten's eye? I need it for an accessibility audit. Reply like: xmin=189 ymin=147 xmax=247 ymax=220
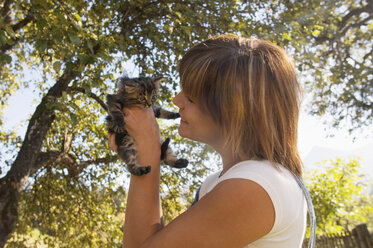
xmin=152 ymin=95 xmax=157 ymax=101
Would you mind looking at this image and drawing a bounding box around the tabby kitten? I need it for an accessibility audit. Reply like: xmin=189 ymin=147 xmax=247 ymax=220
xmin=106 ymin=76 xmax=188 ymax=176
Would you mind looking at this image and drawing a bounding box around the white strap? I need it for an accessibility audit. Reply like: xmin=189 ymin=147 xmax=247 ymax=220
xmin=294 ymin=174 xmax=316 ymax=248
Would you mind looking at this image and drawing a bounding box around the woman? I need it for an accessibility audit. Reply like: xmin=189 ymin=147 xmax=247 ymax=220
xmin=109 ymin=34 xmax=307 ymax=247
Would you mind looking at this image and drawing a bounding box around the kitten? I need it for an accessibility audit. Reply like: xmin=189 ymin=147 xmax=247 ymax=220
xmin=106 ymin=76 xmax=188 ymax=176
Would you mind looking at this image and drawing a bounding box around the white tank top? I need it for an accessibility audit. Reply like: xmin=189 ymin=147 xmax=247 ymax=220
xmin=199 ymin=160 xmax=307 ymax=248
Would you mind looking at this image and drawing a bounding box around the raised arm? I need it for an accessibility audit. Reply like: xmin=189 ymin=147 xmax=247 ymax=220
xmin=112 ymin=107 xmax=163 ymax=248
xmin=109 ymin=107 xmax=275 ymax=248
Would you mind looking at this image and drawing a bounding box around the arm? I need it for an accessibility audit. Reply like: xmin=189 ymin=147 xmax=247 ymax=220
xmin=123 ymin=137 xmax=163 ymax=248
xmin=110 ymin=107 xmax=275 ymax=248
xmin=115 ymin=107 xmax=164 ymax=248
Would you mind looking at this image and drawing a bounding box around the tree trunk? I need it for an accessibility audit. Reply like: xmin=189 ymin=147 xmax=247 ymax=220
xmin=0 ymin=67 xmax=78 ymax=248
xmin=0 ymin=178 xmax=18 ymax=248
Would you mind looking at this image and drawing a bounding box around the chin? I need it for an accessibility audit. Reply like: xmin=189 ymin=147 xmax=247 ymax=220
xmin=178 ymin=126 xmax=195 ymax=140
xmin=178 ymin=127 xmax=187 ymax=138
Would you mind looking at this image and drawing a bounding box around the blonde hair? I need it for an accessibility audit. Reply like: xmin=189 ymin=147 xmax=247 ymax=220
xmin=178 ymin=34 xmax=303 ymax=176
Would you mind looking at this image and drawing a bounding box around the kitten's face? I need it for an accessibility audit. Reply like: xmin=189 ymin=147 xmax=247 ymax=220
xmin=119 ymin=77 xmax=163 ymax=108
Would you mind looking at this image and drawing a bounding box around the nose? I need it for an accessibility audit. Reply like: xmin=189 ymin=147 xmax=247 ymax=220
xmin=173 ymin=91 xmax=183 ymax=108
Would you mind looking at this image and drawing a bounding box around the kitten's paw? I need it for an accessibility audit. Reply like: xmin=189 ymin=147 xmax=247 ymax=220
xmin=130 ymin=165 xmax=151 ymax=176
xmin=170 ymin=112 xmax=180 ymax=119
xmin=160 ymin=138 xmax=171 ymax=160
xmin=173 ymin=159 xmax=188 ymax=168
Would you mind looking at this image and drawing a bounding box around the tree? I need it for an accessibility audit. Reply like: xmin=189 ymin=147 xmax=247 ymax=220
xmin=6 ymin=173 xmax=126 ymax=247
xmin=230 ymin=0 xmax=373 ymax=131
xmin=0 ymin=0 xmax=243 ymax=246
xmin=305 ymin=157 xmax=373 ymax=234
xmin=1 ymin=0 xmax=372 ymax=246
xmin=273 ymin=0 xmax=373 ymax=131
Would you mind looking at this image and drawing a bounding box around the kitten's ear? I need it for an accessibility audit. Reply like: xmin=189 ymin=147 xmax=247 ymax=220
xmin=124 ymin=85 xmax=135 ymax=93
xmin=153 ymin=77 xmax=166 ymax=91
xmin=118 ymin=76 xmax=130 ymax=89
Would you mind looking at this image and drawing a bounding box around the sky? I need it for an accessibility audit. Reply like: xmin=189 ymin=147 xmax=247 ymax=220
xmin=2 ymin=83 xmax=373 ymax=180
xmin=1 ymin=55 xmax=372 ymax=179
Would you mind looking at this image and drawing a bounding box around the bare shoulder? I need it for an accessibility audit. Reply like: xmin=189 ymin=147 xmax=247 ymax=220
xmin=142 ymin=178 xmax=275 ymax=248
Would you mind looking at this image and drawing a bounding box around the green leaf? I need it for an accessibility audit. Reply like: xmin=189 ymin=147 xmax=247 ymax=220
xmin=68 ymin=33 xmax=81 ymax=45
xmin=0 ymin=31 xmax=7 ymax=45
xmin=70 ymin=112 xmax=78 ymax=125
xmin=70 ymin=103 xmax=80 ymax=110
xmin=36 ymin=18 xmax=48 ymax=30
xmin=62 ymin=91 xmax=67 ymax=101
xmin=73 ymin=13 xmax=82 ymax=22
xmin=283 ymin=33 xmax=291 ymax=41
xmin=53 ymin=61 xmax=62 ymax=72
xmin=4 ymin=25 xmax=16 ymax=38
xmin=35 ymin=39 xmax=48 ymax=51
xmin=87 ymin=40 xmax=94 ymax=54
xmin=0 ymin=53 xmax=12 ymax=64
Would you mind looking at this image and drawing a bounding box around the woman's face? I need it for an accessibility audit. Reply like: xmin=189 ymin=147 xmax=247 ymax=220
xmin=173 ymin=91 xmax=222 ymax=147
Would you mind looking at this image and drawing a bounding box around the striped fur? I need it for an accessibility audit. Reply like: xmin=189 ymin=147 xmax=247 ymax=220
xmin=106 ymin=76 xmax=188 ymax=176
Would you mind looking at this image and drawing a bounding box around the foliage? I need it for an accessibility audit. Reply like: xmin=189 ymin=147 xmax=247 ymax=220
xmin=0 ymin=0 xmax=240 ymax=246
xmin=0 ymin=0 xmax=372 ymax=247
xmin=6 ymin=169 xmax=125 ymax=248
xmin=305 ymin=157 xmax=373 ymax=235
xmin=272 ymin=0 xmax=373 ymax=131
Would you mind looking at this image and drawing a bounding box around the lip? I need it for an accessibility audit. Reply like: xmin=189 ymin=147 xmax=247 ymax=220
xmin=179 ymin=115 xmax=188 ymax=124
xmin=179 ymin=112 xmax=187 ymax=123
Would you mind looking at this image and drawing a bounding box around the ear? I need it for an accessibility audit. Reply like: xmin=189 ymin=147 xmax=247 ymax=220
xmin=153 ymin=77 xmax=166 ymax=91
xmin=124 ymin=85 xmax=135 ymax=93
xmin=154 ymin=77 xmax=166 ymax=83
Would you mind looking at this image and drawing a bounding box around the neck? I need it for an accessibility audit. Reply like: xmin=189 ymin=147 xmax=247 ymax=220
xmin=207 ymin=137 xmax=246 ymax=176
xmin=213 ymin=144 xmax=241 ymax=176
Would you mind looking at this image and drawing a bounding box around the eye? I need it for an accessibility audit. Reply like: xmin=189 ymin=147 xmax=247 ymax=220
xmin=186 ymin=96 xmax=194 ymax=103
xmin=152 ymin=95 xmax=157 ymax=101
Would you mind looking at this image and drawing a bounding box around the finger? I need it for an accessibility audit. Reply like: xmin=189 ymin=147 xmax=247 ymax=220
xmin=122 ymin=108 xmax=129 ymax=116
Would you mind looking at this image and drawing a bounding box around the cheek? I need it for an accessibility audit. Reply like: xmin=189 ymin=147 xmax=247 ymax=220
xmin=200 ymin=117 xmax=221 ymax=137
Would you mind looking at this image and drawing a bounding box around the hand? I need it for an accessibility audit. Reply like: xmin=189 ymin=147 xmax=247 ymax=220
xmin=123 ymin=107 xmax=161 ymax=147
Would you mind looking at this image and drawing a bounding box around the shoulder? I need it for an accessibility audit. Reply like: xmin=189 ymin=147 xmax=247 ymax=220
xmin=199 ymin=170 xmax=220 ymax=198
xmin=219 ymin=160 xmax=298 ymax=194
xmin=219 ymin=160 xmax=306 ymax=236
xmin=142 ymin=166 xmax=275 ymax=248
xmin=151 ymin=173 xmax=275 ymax=247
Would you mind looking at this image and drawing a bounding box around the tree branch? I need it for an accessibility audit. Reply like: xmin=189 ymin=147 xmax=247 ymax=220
xmin=74 ymin=155 xmax=118 ymax=176
xmin=0 ymin=0 xmax=13 ymax=24
xmin=11 ymin=12 xmax=34 ymax=32
xmin=66 ymin=87 xmax=108 ymax=112
xmin=340 ymin=14 xmax=373 ymax=38
xmin=30 ymin=149 xmax=119 ymax=177
xmin=363 ymin=47 xmax=373 ymax=61
xmin=4 ymin=59 xmax=81 ymax=189
xmin=339 ymin=3 xmax=373 ymax=29
xmin=0 ymin=9 xmax=34 ymax=54
xmin=30 ymin=151 xmax=61 ymax=176
xmin=62 ymin=131 xmax=74 ymax=153
xmin=316 ymin=3 xmax=373 ymax=43
xmin=0 ymin=38 xmax=19 ymax=54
